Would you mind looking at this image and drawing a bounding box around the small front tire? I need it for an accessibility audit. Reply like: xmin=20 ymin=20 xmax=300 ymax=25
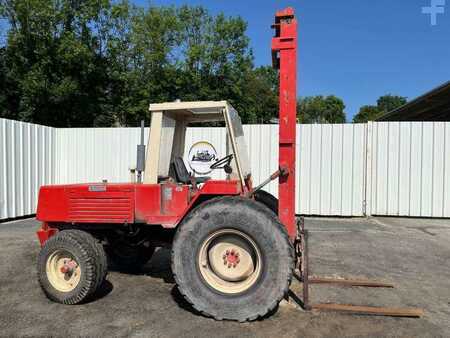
xmin=37 ymin=230 xmax=107 ymax=304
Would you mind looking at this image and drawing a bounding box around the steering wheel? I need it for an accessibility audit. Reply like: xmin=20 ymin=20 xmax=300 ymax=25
xmin=210 ymin=154 xmax=234 ymax=171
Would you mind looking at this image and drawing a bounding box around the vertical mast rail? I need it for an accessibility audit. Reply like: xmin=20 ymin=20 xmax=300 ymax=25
xmin=271 ymin=8 xmax=298 ymax=239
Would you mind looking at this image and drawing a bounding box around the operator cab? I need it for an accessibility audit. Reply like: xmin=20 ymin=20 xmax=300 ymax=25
xmin=144 ymin=101 xmax=252 ymax=192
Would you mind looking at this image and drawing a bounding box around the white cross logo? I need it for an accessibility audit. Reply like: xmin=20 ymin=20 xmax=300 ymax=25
xmin=422 ymin=0 xmax=446 ymax=26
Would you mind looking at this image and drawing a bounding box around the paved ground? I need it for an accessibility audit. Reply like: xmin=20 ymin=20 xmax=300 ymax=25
xmin=1 ymin=217 xmax=449 ymax=337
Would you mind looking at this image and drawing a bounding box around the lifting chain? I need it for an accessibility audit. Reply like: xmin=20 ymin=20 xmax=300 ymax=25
xmin=294 ymin=216 xmax=305 ymax=281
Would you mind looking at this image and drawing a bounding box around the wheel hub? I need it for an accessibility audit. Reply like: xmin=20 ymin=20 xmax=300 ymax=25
xmin=46 ymin=250 xmax=81 ymax=292
xmin=223 ymin=249 xmax=240 ymax=268
xmin=198 ymin=229 xmax=262 ymax=294
xmin=60 ymin=259 xmax=77 ymax=275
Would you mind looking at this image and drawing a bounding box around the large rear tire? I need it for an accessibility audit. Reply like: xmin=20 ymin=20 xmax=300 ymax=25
xmin=171 ymin=197 xmax=293 ymax=322
xmin=254 ymin=190 xmax=278 ymax=214
xmin=37 ymin=230 xmax=107 ymax=304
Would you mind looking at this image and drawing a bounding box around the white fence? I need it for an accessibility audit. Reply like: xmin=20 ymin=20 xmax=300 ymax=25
xmin=0 ymin=119 xmax=55 ymax=219
xmin=55 ymin=127 xmax=147 ymax=185
xmin=1 ymin=119 xmax=449 ymax=220
xmin=368 ymin=122 xmax=450 ymax=217
xmin=297 ymin=124 xmax=367 ymax=216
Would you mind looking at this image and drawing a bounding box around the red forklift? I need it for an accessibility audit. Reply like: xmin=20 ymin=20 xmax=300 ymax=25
xmin=35 ymin=8 xmax=422 ymax=321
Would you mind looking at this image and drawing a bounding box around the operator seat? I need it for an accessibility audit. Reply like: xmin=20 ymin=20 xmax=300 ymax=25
xmin=170 ymin=157 xmax=210 ymax=184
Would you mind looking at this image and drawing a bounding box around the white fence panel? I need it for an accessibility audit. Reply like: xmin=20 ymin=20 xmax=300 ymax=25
xmin=2 ymin=120 xmax=448 ymax=220
xmin=297 ymin=124 xmax=366 ymax=216
xmin=55 ymin=127 xmax=147 ymax=184
xmin=369 ymin=122 xmax=450 ymax=217
xmin=0 ymin=119 xmax=55 ymax=219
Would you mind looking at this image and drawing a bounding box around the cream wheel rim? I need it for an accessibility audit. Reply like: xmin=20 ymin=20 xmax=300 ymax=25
xmin=198 ymin=229 xmax=262 ymax=294
xmin=46 ymin=250 xmax=81 ymax=292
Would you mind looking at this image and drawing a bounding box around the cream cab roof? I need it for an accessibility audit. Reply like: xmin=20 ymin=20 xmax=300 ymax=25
xmin=148 ymin=101 xmax=232 ymax=122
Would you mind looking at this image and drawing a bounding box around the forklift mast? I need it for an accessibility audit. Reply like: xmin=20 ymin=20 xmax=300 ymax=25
xmin=271 ymin=8 xmax=298 ymax=239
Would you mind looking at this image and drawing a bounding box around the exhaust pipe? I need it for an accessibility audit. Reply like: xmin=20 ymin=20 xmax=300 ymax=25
xmin=136 ymin=120 xmax=146 ymax=183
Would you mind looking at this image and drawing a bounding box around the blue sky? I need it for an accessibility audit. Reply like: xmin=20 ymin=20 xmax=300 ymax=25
xmin=138 ymin=0 xmax=450 ymax=121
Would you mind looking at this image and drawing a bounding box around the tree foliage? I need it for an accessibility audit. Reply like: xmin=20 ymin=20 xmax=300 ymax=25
xmin=376 ymin=94 xmax=407 ymax=114
xmin=297 ymin=95 xmax=346 ymax=124
xmin=353 ymin=94 xmax=407 ymax=123
xmin=352 ymin=105 xmax=380 ymax=123
xmin=0 ymin=0 xmax=279 ymax=126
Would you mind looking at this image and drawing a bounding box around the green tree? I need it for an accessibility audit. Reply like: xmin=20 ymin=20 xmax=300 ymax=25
xmin=0 ymin=0 xmax=113 ymax=127
xmin=0 ymin=46 xmax=19 ymax=120
xmin=352 ymin=94 xmax=407 ymax=123
xmin=235 ymin=66 xmax=278 ymax=123
xmin=174 ymin=6 xmax=259 ymax=123
xmin=0 ymin=1 xmax=278 ymax=126
xmin=297 ymin=95 xmax=346 ymax=123
xmin=352 ymin=105 xmax=380 ymax=123
xmin=377 ymin=94 xmax=407 ymax=114
xmin=105 ymin=3 xmax=182 ymax=125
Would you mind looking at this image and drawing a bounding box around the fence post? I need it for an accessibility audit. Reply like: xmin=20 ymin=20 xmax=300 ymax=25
xmin=364 ymin=121 xmax=373 ymax=216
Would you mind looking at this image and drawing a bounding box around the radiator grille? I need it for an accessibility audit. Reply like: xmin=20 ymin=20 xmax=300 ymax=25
xmin=68 ymin=196 xmax=133 ymax=223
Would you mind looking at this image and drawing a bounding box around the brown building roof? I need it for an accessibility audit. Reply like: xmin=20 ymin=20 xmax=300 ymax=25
xmin=377 ymin=81 xmax=450 ymax=121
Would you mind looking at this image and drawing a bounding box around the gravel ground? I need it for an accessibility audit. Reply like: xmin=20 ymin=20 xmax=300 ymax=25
xmin=0 ymin=216 xmax=449 ymax=337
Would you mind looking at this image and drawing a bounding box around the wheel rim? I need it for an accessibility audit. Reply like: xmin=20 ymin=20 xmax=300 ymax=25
xmin=46 ymin=250 xmax=81 ymax=292
xmin=198 ymin=229 xmax=262 ymax=294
